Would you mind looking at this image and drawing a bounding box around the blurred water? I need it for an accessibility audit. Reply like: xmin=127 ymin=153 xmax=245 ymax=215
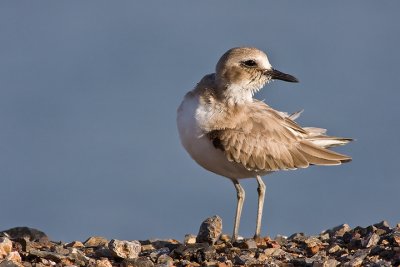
xmin=0 ymin=1 xmax=399 ymax=242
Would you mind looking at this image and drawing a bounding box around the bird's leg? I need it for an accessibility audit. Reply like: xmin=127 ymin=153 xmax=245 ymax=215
xmin=232 ymin=179 xmax=245 ymax=242
xmin=254 ymin=175 xmax=266 ymax=240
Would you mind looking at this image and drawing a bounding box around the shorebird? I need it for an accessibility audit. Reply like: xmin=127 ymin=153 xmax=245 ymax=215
xmin=177 ymin=47 xmax=352 ymax=241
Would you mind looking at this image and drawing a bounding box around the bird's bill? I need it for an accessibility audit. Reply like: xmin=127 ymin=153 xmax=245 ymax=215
xmin=266 ymin=68 xmax=299 ymax=83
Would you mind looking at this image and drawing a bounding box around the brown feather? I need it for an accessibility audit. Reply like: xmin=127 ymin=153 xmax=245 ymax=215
xmin=202 ymin=96 xmax=352 ymax=172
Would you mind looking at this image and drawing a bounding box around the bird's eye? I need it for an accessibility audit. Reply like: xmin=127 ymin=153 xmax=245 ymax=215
xmin=242 ymin=60 xmax=257 ymax=67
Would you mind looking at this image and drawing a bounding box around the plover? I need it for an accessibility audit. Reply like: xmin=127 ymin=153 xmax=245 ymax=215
xmin=177 ymin=47 xmax=352 ymax=241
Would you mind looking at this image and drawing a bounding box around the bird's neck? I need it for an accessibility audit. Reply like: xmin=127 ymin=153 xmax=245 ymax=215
xmin=221 ymin=84 xmax=254 ymax=105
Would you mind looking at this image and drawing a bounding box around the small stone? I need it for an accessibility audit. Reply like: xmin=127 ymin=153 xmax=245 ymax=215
xmin=232 ymin=254 xmax=255 ymax=265
xmin=5 ymin=251 xmax=22 ymax=263
xmin=370 ymin=245 xmax=384 ymax=255
xmin=183 ymin=261 xmax=200 ymax=267
xmin=53 ymin=245 xmax=70 ymax=255
xmin=219 ymin=234 xmax=230 ymax=243
xmin=328 ymin=244 xmax=341 ymax=254
xmin=95 ymin=246 xmax=114 ymax=258
xmin=375 ymin=228 xmax=387 ymax=236
xmin=288 ymin=232 xmax=307 ymax=242
xmin=83 ymin=236 xmax=109 ymax=247
xmin=262 ymin=247 xmax=284 ymax=257
xmin=65 ymin=241 xmax=84 ymax=248
xmin=0 ymin=227 xmax=48 ymax=243
xmin=347 ymin=256 xmax=364 ymax=267
xmin=127 ymin=256 xmax=154 ymax=267
xmin=157 ymin=254 xmax=173 ymax=265
xmin=362 ymin=233 xmax=380 ymax=248
xmin=108 ymin=239 xmax=141 ymax=259
xmin=196 ymin=216 xmax=222 ymax=245
xmin=324 ymin=224 xmax=351 ymax=237
xmin=0 ymin=237 xmax=13 ymax=258
xmin=184 ymin=234 xmax=197 ymax=245
xmin=217 ymin=262 xmax=231 ymax=267
xmin=345 ymin=249 xmax=369 ymax=267
xmin=150 ymin=239 xmax=180 ymax=251
xmin=392 ymin=233 xmax=400 ymax=246
xmin=319 ymin=232 xmax=330 ymax=241
xmin=149 ymin=248 xmax=170 ymax=262
xmin=348 ymin=233 xmax=362 ymax=250
xmin=67 ymin=248 xmax=89 ymax=266
xmin=365 ymin=225 xmax=378 ymax=236
xmin=322 ymin=259 xmax=339 ymax=267
xmin=0 ymin=260 xmax=22 ymax=267
xmin=213 ymin=241 xmax=228 ymax=252
xmin=304 ymin=237 xmax=323 ymax=255
xmin=234 ymin=239 xmax=257 ymax=250
xmin=173 ymin=243 xmax=206 ymax=260
xmin=373 ymin=221 xmax=390 ymax=232
xmin=29 ymin=249 xmax=66 ymax=263
xmin=275 ymin=235 xmax=288 ymax=245
xmin=196 ymin=246 xmax=217 ymax=262
xmin=342 ymin=231 xmax=353 ymax=244
xmin=141 ymin=244 xmax=155 ymax=252
xmin=256 ymin=236 xmax=281 ymax=249
xmin=202 ymin=261 xmax=218 ymax=267
xmin=380 ymin=239 xmax=389 ymax=245
xmin=88 ymin=258 xmax=112 ymax=267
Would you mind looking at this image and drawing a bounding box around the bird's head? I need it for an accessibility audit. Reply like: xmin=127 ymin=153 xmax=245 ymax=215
xmin=215 ymin=47 xmax=298 ymax=103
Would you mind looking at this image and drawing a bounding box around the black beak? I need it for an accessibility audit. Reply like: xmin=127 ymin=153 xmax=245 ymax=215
xmin=266 ymin=68 xmax=299 ymax=83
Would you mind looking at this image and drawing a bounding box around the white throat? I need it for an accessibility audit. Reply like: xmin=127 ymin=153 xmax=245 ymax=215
xmin=223 ymin=84 xmax=254 ymax=105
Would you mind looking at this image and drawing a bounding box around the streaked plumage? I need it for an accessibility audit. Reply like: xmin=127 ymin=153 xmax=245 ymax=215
xmin=177 ymin=47 xmax=352 ymax=241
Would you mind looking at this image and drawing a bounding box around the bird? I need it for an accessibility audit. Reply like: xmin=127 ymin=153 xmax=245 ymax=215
xmin=176 ymin=47 xmax=352 ymax=241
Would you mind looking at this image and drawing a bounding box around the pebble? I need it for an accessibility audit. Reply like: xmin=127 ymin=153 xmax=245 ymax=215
xmin=304 ymin=237 xmax=323 ymax=255
xmin=184 ymin=234 xmax=197 ymax=245
xmin=392 ymin=232 xmax=400 ymax=246
xmin=0 ymin=237 xmax=13 ymax=259
xmin=129 ymin=256 xmax=154 ymax=267
xmin=347 ymin=256 xmax=364 ymax=266
xmin=196 ymin=216 xmax=222 ymax=245
xmin=374 ymin=221 xmax=391 ymax=232
xmin=88 ymin=258 xmax=112 ymax=267
xmin=4 ymin=251 xmax=21 ymax=263
xmin=108 ymin=239 xmax=141 ymax=259
xmin=149 ymin=247 xmax=170 ymax=261
xmin=327 ymin=244 xmax=341 ymax=254
xmin=141 ymin=244 xmax=155 ymax=252
xmin=219 ymin=234 xmax=230 ymax=243
xmin=324 ymin=223 xmax=351 ymax=237
xmin=65 ymin=241 xmax=84 ymax=248
xmin=234 ymin=239 xmax=257 ymax=249
xmin=0 ymin=260 xmax=22 ymax=267
xmin=83 ymin=236 xmax=108 ymax=247
xmin=156 ymin=254 xmax=173 ymax=265
xmin=322 ymin=258 xmax=339 ymax=267
xmin=262 ymin=247 xmax=284 ymax=257
xmin=0 ymin=227 xmax=48 ymax=243
xmin=1 ymin=221 xmax=399 ymax=266
xmin=362 ymin=233 xmax=380 ymax=248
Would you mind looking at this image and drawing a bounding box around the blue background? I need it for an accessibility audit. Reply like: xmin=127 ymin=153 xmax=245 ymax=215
xmin=1 ymin=1 xmax=399 ymax=242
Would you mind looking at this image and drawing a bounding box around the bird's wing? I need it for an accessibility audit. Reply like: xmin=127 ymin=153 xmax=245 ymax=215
xmin=207 ymin=101 xmax=351 ymax=172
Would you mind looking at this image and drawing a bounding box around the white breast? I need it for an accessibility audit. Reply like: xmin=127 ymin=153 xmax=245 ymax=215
xmin=177 ymin=92 xmax=261 ymax=179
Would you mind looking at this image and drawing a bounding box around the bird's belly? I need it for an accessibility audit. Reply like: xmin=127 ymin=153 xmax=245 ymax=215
xmin=177 ymin=97 xmax=264 ymax=179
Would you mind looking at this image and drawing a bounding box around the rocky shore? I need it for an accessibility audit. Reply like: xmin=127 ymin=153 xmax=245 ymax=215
xmin=1 ymin=217 xmax=399 ymax=267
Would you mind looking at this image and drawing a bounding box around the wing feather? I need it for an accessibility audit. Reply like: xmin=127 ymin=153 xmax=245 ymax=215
xmin=206 ymin=101 xmax=352 ymax=172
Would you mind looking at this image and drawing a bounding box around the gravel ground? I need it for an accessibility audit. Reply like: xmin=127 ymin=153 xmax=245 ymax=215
xmin=1 ymin=218 xmax=399 ymax=267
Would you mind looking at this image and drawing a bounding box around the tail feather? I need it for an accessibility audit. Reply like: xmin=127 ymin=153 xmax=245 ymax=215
xmin=299 ymin=141 xmax=352 ymax=166
xmin=288 ymin=109 xmax=304 ymax=120
xmin=307 ymin=136 xmax=353 ymax=148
